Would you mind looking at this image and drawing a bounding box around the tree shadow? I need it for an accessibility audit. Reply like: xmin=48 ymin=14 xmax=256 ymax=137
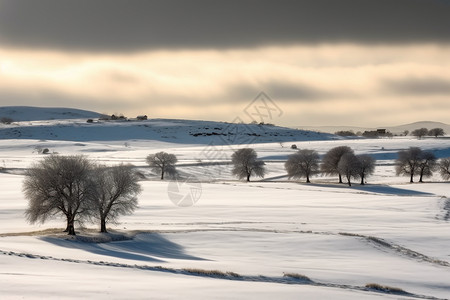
xmin=40 ymin=233 xmax=207 ymax=263
xmin=312 ymin=183 xmax=433 ymax=196
xmin=351 ymin=184 xmax=434 ymax=196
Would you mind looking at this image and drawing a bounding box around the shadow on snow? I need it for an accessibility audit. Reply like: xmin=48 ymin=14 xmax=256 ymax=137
xmin=312 ymin=183 xmax=434 ymax=196
xmin=40 ymin=233 xmax=207 ymax=263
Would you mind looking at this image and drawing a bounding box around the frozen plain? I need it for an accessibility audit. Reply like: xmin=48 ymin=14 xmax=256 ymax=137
xmin=0 ymin=116 xmax=450 ymax=299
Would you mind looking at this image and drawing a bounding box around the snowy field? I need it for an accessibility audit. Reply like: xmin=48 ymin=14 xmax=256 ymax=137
xmin=1 ymin=114 xmax=450 ymax=299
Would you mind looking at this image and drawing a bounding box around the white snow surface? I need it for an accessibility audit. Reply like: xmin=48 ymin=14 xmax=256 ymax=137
xmin=0 ymin=113 xmax=450 ymax=299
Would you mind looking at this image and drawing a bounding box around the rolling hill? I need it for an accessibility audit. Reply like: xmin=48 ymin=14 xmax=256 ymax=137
xmin=0 ymin=106 xmax=105 ymax=122
xmin=0 ymin=106 xmax=337 ymax=144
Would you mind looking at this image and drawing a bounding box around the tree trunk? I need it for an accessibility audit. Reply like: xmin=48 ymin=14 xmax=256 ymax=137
xmin=63 ymin=219 xmax=70 ymax=232
xmin=246 ymin=173 xmax=251 ymax=182
xmin=65 ymin=213 xmax=76 ymax=235
xmin=338 ymin=173 xmax=343 ymax=184
xmin=161 ymin=170 xmax=164 ymax=180
xmin=66 ymin=219 xmax=76 ymax=236
xmin=100 ymin=218 xmax=107 ymax=233
xmin=410 ymin=173 xmax=414 ymax=183
xmin=360 ymin=174 xmax=365 ymax=185
xmin=347 ymin=175 xmax=352 ymax=186
xmin=419 ymin=171 xmax=424 ymax=183
xmin=306 ymin=174 xmax=310 ymax=183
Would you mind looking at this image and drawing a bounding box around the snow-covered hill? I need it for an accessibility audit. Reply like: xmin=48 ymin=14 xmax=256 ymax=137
xmin=0 ymin=107 xmax=337 ymax=144
xmin=0 ymin=106 xmax=105 ymax=122
xmin=386 ymin=121 xmax=450 ymax=134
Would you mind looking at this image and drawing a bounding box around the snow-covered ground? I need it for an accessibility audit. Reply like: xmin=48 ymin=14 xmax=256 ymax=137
xmin=1 ymin=111 xmax=450 ymax=299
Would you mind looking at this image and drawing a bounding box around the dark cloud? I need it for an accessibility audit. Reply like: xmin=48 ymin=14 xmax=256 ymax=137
xmin=230 ymin=81 xmax=336 ymax=102
xmin=0 ymin=0 xmax=449 ymax=52
xmin=264 ymin=82 xmax=334 ymax=101
xmin=382 ymin=77 xmax=450 ymax=95
xmin=228 ymin=81 xmax=350 ymax=102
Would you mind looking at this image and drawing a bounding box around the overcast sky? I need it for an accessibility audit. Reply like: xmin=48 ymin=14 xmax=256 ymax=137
xmin=0 ymin=0 xmax=449 ymax=127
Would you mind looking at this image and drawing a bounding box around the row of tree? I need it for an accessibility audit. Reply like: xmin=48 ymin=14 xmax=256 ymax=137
xmin=229 ymin=146 xmax=450 ymax=185
xmin=285 ymin=146 xmax=375 ymax=186
xmin=334 ymin=127 xmax=445 ymax=139
xmin=229 ymin=146 xmax=374 ymax=186
xmin=410 ymin=128 xmax=445 ymax=139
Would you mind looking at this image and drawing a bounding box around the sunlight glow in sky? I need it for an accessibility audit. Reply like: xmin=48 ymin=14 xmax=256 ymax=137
xmin=0 ymin=0 xmax=449 ymax=127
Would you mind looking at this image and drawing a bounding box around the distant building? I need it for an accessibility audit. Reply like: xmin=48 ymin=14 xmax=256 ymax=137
xmin=111 ymin=114 xmax=127 ymax=120
xmin=377 ymin=129 xmax=386 ymax=135
xmin=137 ymin=115 xmax=148 ymax=120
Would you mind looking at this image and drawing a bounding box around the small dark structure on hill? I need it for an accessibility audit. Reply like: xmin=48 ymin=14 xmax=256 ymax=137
xmin=137 ymin=115 xmax=148 ymax=120
xmin=363 ymin=129 xmax=392 ymax=138
xmin=110 ymin=114 xmax=127 ymax=121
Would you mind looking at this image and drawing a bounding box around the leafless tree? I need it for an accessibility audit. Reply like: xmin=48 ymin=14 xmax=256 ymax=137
xmin=439 ymin=158 xmax=450 ymax=180
xmin=411 ymin=128 xmax=428 ymax=139
xmin=337 ymin=153 xmax=360 ymax=186
xmin=428 ymin=128 xmax=445 ymax=138
xmin=395 ymin=147 xmax=423 ymax=183
xmin=355 ymin=154 xmax=376 ymax=185
xmin=321 ymin=146 xmax=354 ymax=183
xmin=23 ymin=155 xmax=96 ymax=235
xmin=92 ymin=164 xmax=142 ymax=233
xmin=231 ymin=148 xmax=266 ymax=182
xmin=146 ymin=152 xmax=178 ymax=180
xmin=417 ymin=151 xmax=437 ymax=183
xmin=285 ymin=149 xmax=319 ymax=183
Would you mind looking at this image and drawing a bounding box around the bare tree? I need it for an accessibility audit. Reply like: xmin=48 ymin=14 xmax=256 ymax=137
xmin=285 ymin=149 xmax=319 ymax=183
xmin=231 ymin=148 xmax=266 ymax=182
xmin=411 ymin=128 xmax=428 ymax=139
xmin=356 ymin=154 xmax=376 ymax=185
xmin=92 ymin=164 xmax=142 ymax=233
xmin=23 ymin=155 xmax=95 ymax=235
xmin=337 ymin=153 xmax=360 ymax=186
xmin=439 ymin=158 xmax=450 ymax=180
xmin=321 ymin=146 xmax=354 ymax=183
xmin=428 ymin=128 xmax=445 ymax=138
xmin=417 ymin=151 xmax=437 ymax=183
xmin=395 ymin=147 xmax=422 ymax=183
xmin=146 ymin=152 xmax=178 ymax=180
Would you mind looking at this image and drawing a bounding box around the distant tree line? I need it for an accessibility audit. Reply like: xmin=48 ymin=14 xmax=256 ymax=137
xmin=335 ymin=127 xmax=445 ymax=139
xmin=231 ymin=145 xmax=376 ymax=186
xmin=335 ymin=130 xmax=394 ymax=138
xmin=411 ymin=128 xmax=445 ymax=139
xmin=232 ymin=146 xmax=450 ymax=185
